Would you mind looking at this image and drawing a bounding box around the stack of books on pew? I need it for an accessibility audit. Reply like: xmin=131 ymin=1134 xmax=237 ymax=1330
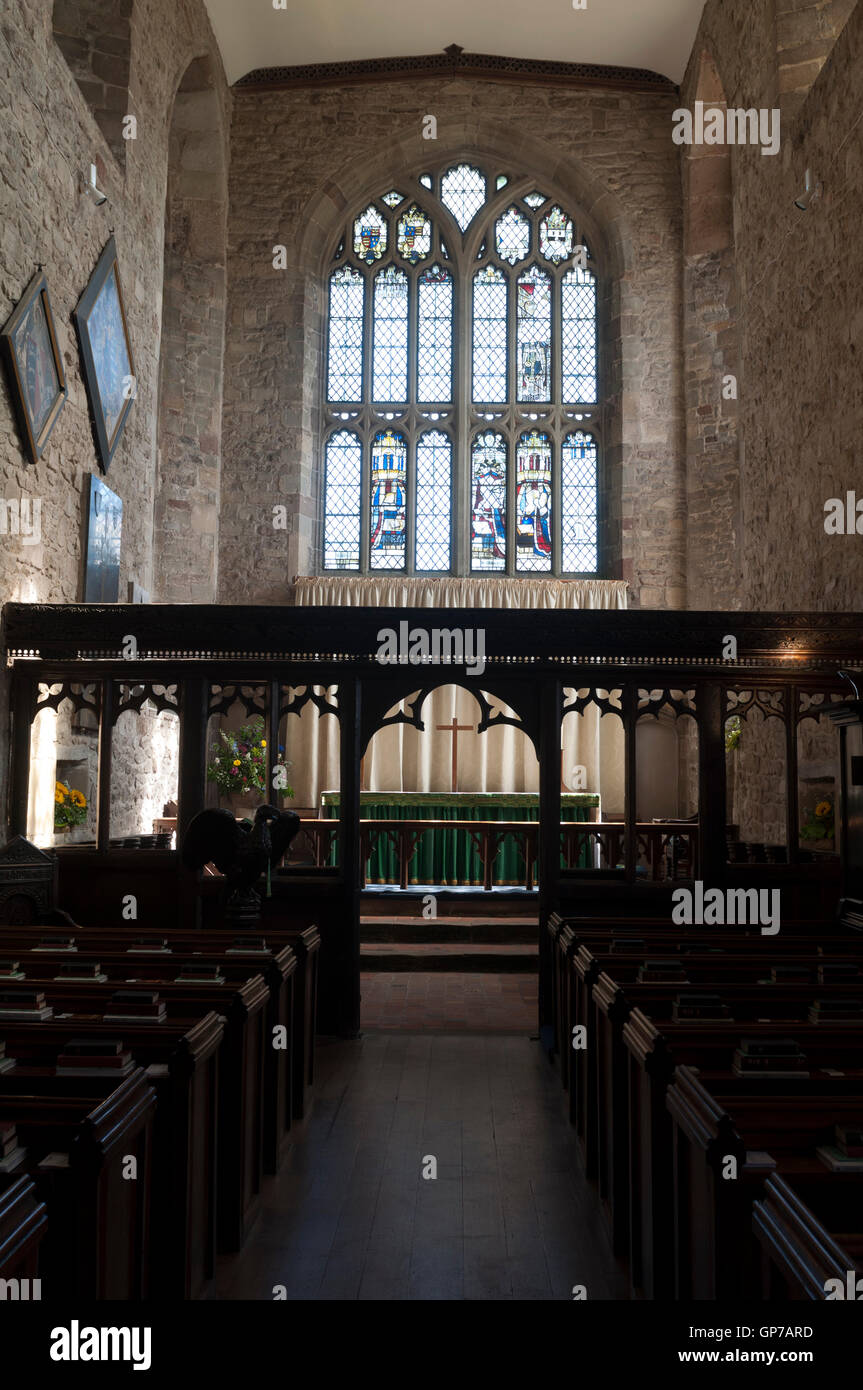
xmin=732 ymin=1037 xmax=809 ymax=1079
xmin=0 ymin=1120 xmax=26 ymax=1175
xmin=817 ymin=1124 xmax=863 ymax=1172
xmin=0 ymin=959 xmax=23 ymax=979
xmin=33 ymin=936 xmax=77 ymax=953
xmin=126 ymin=938 xmax=171 ymax=954
xmin=56 ymin=1037 xmax=135 ymax=1078
xmin=637 ymin=960 xmax=689 ymax=983
xmin=672 ymin=993 xmax=732 ymax=1022
xmin=175 ymin=964 xmax=225 ymax=984
xmin=0 ymin=988 xmax=53 ymax=1021
xmin=808 ymin=997 xmax=863 ymax=1024
xmin=226 ymin=937 xmax=270 ymax=955
xmin=102 ymin=990 xmax=167 ymax=1024
xmin=53 ymin=962 xmax=107 ymax=982
xmin=0 ymin=1040 xmax=14 ymax=1076
xmin=770 ymin=964 xmax=812 ymax=983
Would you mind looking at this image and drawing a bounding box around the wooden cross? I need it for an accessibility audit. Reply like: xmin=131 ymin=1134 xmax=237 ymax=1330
xmin=436 ymin=716 xmax=474 ymax=793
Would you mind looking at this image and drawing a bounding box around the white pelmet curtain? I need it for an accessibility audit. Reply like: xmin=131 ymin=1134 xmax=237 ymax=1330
xmin=292 ymin=577 xmax=627 ymax=812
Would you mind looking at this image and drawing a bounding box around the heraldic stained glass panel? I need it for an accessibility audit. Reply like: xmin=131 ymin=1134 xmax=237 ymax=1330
xmin=562 ymin=265 xmax=598 ymax=404
xmin=415 ymin=430 xmax=452 ymax=571
xmin=381 ymin=190 xmax=403 ymax=208
xmin=327 ymin=267 xmax=364 ymax=402
xmin=354 ymin=205 xmax=387 ymax=264
xmin=472 ymin=266 xmax=507 ymax=403
xmin=441 ymin=165 xmax=487 ymax=232
xmin=470 ymin=431 xmax=507 ymax=572
xmin=370 ymin=429 xmax=407 ymax=570
xmin=372 ymin=267 xmax=409 ymax=403
xmin=495 ymin=206 xmax=530 ymax=266
xmin=417 ymin=266 xmax=453 ymax=403
xmin=539 ymin=205 xmax=574 ymax=264
xmin=517 ymin=266 xmax=551 ymax=403
xmin=397 ymin=204 xmax=432 ymax=263
xmin=561 ymin=431 xmax=598 ymax=572
xmin=516 ymin=430 xmax=553 ymax=574
xmin=323 ymin=431 xmax=363 ymax=570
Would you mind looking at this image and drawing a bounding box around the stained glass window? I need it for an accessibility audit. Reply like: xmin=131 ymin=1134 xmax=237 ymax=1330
xmin=561 ymin=432 xmax=598 ymax=572
xmin=495 ymin=206 xmax=530 ymax=265
xmin=471 ymin=432 xmax=507 ymax=572
xmin=323 ymin=431 xmax=362 ymax=569
xmin=441 ymin=165 xmax=487 ymax=231
xmin=516 ymin=430 xmax=552 ymax=573
xmin=370 ymin=429 xmax=407 ymax=570
xmin=353 ymin=205 xmax=387 ymax=263
xmin=327 ymin=267 xmax=364 ymax=402
xmin=397 ymin=204 xmax=432 ymax=263
xmin=539 ymin=206 xmax=574 ymax=263
xmin=416 ymin=430 xmax=452 ymax=570
xmin=562 ymin=266 xmax=597 ymax=404
xmin=472 ymin=266 xmax=507 ymax=403
xmin=417 ymin=266 xmax=453 ymax=403
xmin=324 ymin=171 xmax=601 ymax=576
xmin=517 ymin=266 xmax=551 ymax=402
xmin=372 ymin=267 xmax=408 ymax=403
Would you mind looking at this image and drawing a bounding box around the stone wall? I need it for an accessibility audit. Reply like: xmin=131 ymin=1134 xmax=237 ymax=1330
xmin=220 ymin=77 xmax=687 ymax=608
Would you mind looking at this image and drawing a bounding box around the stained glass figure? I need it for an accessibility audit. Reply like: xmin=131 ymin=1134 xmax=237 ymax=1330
xmin=417 ymin=266 xmax=453 ymax=403
xmin=561 ymin=431 xmax=598 ymax=572
xmin=381 ymin=190 xmax=404 ymax=207
xmin=516 ymin=430 xmax=552 ymax=572
xmin=372 ymin=267 xmax=408 ymax=403
xmin=353 ymin=205 xmax=387 ymax=264
xmin=415 ymin=430 xmax=452 ymax=570
xmin=539 ymin=205 xmax=574 ymax=263
xmin=419 ymin=173 xmax=432 ymax=190
xmin=323 ymin=430 xmax=362 ymax=569
xmin=472 ymin=266 xmax=507 ymax=403
xmin=495 ymin=206 xmax=530 ymax=265
xmin=327 ymin=267 xmax=364 ymax=402
xmin=517 ymin=266 xmax=551 ymax=402
xmin=370 ymin=429 xmax=407 ymax=569
xmin=470 ymin=431 xmax=507 ymax=571
xmin=441 ymin=165 xmax=487 ymax=231
xmin=523 ymin=192 xmax=547 ymax=209
xmin=397 ymin=204 xmax=432 ymax=263
xmin=562 ymin=266 xmax=597 ymax=404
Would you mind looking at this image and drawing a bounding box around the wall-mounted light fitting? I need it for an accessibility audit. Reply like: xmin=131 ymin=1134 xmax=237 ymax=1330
xmin=82 ymin=163 xmax=107 ymax=206
xmin=794 ymin=168 xmax=822 ymax=211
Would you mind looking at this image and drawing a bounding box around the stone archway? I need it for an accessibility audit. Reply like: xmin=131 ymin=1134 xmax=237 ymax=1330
xmin=153 ymin=54 xmax=227 ymax=602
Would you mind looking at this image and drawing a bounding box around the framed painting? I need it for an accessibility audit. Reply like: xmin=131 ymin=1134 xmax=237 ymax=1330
xmin=0 ymin=270 xmax=67 ymax=464
xmin=73 ymin=236 xmax=136 ymax=473
xmin=83 ymin=475 xmax=122 ymax=602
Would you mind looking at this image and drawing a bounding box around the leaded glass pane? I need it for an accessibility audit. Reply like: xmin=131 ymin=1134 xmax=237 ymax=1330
xmin=441 ymin=164 xmax=487 ymax=231
xmin=562 ymin=266 xmax=598 ymax=404
xmin=417 ymin=266 xmax=453 ymax=403
xmin=516 ymin=430 xmax=552 ymax=573
xmin=397 ymin=204 xmax=432 ymax=263
xmin=523 ymin=191 xmax=547 ymax=209
xmin=370 ymin=429 xmax=407 ymax=570
xmin=495 ymin=206 xmax=530 ymax=265
xmin=496 ymin=175 xmax=508 ymax=190
xmin=517 ymin=265 xmax=551 ymax=403
xmin=353 ymin=204 xmax=387 ymax=263
xmin=472 ymin=267 xmax=507 ymax=403
xmin=372 ymin=267 xmax=408 ymax=403
xmin=561 ymin=431 xmax=598 ymax=572
xmin=323 ymin=430 xmax=362 ymax=570
xmin=327 ymin=267 xmax=364 ymax=402
xmin=539 ymin=205 xmax=574 ymax=263
xmin=415 ymin=430 xmax=452 ymax=570
xmin=419 ymin=174 xmax=432 ymax=190
xmin=381 ymin=190 xmax=403 ymax=207
xmin=470 ymin=431 xmax=507 ymax=572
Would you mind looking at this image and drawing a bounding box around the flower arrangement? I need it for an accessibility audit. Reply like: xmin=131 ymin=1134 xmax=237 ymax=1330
xmin=54 ymin=781 xmax=87 ymax=829
xmin=206 ymin=717 xmax=294 ymax=801
xmin=725 ymin=715 xmax=742 ymax=753
xmin=800 ymin=797 xmax=834 ymax=844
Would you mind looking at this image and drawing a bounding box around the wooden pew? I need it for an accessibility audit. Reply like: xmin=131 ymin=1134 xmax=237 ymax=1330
xmin=0 ymin=1071 xmax=155 ymax=1299
xmin=0 ymin=1012 xmax=221 ymax=1299
xmin=753 ymin=1173 xmax=863 ymax=1300
xmin=0 ymin=1175 xmax=48 ymax=1292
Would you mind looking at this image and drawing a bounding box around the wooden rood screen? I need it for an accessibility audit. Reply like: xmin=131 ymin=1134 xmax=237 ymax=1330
xmin=4 ymin=603 xmax=861 ymax=1035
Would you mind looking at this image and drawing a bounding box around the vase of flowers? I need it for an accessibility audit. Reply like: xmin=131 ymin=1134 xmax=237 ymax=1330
xmin=206 ymin=716 xmax=294 ymax=815
xmin=54 ymin=781 xmax=87 ymax=838
xmin=800 ymin=797 xmax=835 ymax=850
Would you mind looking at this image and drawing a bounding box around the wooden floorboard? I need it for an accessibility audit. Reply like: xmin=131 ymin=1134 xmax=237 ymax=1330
xmin=215 ymin=1033 xmax=630 ymax=1301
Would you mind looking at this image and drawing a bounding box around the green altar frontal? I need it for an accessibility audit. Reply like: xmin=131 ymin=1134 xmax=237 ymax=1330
xmin=320 ymin=790 xmax=600 ymax=886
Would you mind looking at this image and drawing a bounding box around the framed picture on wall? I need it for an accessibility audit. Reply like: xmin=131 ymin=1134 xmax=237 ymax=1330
xmin=83 ymin=475 xmax=122 ymax=601
xmin=73 ymin=236 xmax=136 ymax=473
xmin=0 ymin=269 xmax=67 ymax=464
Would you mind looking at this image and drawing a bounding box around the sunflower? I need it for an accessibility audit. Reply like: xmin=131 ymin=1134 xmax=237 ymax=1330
xmin=69 ymin=789 xmax=87 ymax=808
xmin=54 ymin=787 xmax=66 ymax=804
xmin=815 ymin=800 xmax=832 ymax=819
xmin=55 ymin=781 xmax=69 ymax=799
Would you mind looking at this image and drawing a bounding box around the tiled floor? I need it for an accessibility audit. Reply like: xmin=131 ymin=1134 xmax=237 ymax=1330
xmin=360 ymin=971 xmax=538 ymax=1031
xmin=215 ymin=1032 xmax=630 ymax=1300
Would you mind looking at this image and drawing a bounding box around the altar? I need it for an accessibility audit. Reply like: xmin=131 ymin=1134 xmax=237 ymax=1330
xmin=320 ymin=790 xmax=600 ymax=886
